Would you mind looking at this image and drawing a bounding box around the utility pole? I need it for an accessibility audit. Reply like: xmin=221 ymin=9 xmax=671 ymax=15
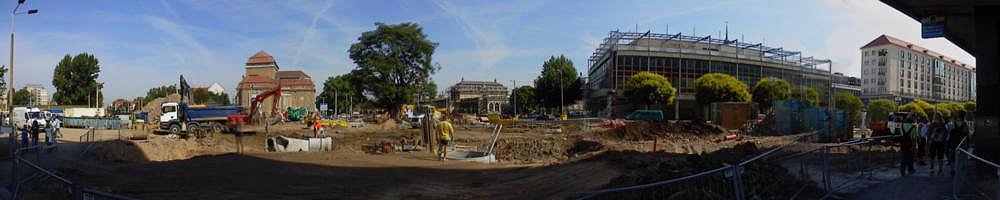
xmin=511 ymin=80 xmax=516 ymax=117
xmin=9 ymin=1 xmax=37 ymax=149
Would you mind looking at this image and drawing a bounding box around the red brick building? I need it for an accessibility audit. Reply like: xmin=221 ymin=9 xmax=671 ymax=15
xmin=236 ymin=51 xmax=316 ymax=113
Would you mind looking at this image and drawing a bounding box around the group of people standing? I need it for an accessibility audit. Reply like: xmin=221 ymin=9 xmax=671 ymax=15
xmin=19 ymin=116 xmax=62 ymax=147
xmin=898 ymin=112 xmax=969 ymax=176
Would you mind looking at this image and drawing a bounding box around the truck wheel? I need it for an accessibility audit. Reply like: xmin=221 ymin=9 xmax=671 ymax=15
xmin=212 ymin=122 xmax=226 ymax=134
xmin=169 ymin=124 xmax=181 ymax=135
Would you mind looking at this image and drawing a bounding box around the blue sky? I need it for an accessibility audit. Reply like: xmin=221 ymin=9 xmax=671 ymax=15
xmin=1 ymin=0 xmax=975 ymax=104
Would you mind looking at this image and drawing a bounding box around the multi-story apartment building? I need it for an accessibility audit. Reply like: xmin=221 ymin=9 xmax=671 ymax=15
xmin=860 ymin=35 xmax=975 ymax=104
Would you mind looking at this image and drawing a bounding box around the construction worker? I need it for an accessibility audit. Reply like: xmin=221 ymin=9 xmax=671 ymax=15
xmin=899 ymin=113 xmax=917 ymax=176
xmin=436 ymin=117 xmax=454 ymax=161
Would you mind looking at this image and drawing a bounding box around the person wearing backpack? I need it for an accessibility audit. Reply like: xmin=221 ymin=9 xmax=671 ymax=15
xmin=928 ymin=117 xmax=949 ymax=175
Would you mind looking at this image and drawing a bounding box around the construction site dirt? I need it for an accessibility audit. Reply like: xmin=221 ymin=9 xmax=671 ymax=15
xmin=19 ymin=121 xmax=840 ymax=199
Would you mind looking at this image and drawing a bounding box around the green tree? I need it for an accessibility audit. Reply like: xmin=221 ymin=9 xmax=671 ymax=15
xmin=142 ymin=85 xmax=177 ymax=102
xmin=623 ymin=72 xmax=676 ymax=109
xmin=791 ymin=86 xmax=820 ymax=107
xmin=533 ymin=55 xmax=583 ymax=110
xmin=898 ymin=102 xmax=927 ymax=121
xmin=318 ymin=74 xmax=368 ymax=113
xmin=964 ymin=101 xmax=976 ymax=113
xmin=348 ymin=22 xmax=439 ymax=115
xmin=751 ymin=77 xmax=791 ymax=112
xmin=52 ymin=53 xmax=102 ymax=106
xmin=932 ymin=103 xmax=953 ymax=119
xmin=192 ymin=90 xmax=230 ymax=105
xmin=12 ymin=88 xmax=30 ymax=106
xmin=866 ymin=99 xmax=898 ymax=121
xmin=694 ymin=73 xmax=751 ymax=106
xmin=835 ymin=92 xmax=864 ymax=122
xmin=0 ymin=65 xmax=7 ymax=97
xmin=510 ymin=85 xmax=538 ymax=114
xmin=421 ymin=81 xmax=438 ymax=100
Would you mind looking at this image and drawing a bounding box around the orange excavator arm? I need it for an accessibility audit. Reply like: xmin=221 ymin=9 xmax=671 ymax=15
xmin=246 ymin=85 xmax=282 ymax=123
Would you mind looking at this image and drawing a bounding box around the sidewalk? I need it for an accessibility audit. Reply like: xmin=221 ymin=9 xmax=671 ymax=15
xmin=848 ymin=162 xmax=954 ymax=200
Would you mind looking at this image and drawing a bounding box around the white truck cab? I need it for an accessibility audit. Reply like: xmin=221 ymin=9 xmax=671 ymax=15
xmin=160 ymin=102 xmax=180 ymax=126
xmin=13 ymin=107 xmax=47 ymax=130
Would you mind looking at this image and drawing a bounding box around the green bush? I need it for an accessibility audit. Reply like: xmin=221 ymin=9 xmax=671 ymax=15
xmin=751 ymin=77 xmax=790 ymax=112
xmin=694 ymin=73 xmax=751 ymax=106
xmin=623 ymin=72 xmax=676 ymax=109
xmin=835 ymin=92 xmax=863 ymax=122
xmin=866 ymin=99 xmax=897 ymax=121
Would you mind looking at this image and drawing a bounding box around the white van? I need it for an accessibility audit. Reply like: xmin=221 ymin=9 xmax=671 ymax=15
xmin=13 ymin=107 xmax=47 ymax=130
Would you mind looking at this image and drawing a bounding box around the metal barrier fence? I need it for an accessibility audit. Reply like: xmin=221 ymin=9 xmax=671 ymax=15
xmin=578 ymin=133 xmax=901 ymax=199
xmin=63 ymin=118 xmax=127 ymax=129
xmin=7 ymin=129 xmax=137 ymax=200
xmin=953 ymin=136 xmax=1000 ymax=199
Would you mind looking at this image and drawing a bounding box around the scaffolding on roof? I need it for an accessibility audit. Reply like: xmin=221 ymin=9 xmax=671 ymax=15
xmin=588 ymin=31 xmax=831 ymax=69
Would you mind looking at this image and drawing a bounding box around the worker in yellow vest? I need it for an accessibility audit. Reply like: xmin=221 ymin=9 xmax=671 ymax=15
xmin=436 ymin=117 xmax=454 ymax=161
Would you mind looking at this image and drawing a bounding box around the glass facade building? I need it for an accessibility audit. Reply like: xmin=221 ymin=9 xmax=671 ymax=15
xmin=587 ymin=31 xmax=832 ymax=119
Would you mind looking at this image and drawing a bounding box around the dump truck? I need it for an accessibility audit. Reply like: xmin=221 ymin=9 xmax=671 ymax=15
xmin=159 ymin=102 xmax=242 ymax=135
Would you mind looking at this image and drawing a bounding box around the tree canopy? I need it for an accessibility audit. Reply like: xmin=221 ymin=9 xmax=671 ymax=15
xmin=898 ymin=102 xmax=926 ymax=121
xmin=52 ymin=53 xmax=102 ymax=106
xmin=510 ymin=85 xmax=538 ymax=114
xmin=141 ymin=85 xmax=177 ymax=104
xmin=12 ymin=88 xmax=30 ymax=106
xmin=964 ymin=101 xmax=976 ymax=113
xmin=791 ymin=86 xmax=820 ymax=107
xmin=0 ymin=65 xmax=7 ymax=97
xmin=623 ymin=71 xmax=676 ymax=109
xmin=866 ymin=99 xmax=897 ymax=121
xmin=192 ymin=90 xmax=230 ymax=105
xmin=694 ymin=73 xmax=751 ymax=106
xmin=751 ymin=77 xmax=790 ymax=111
xmin=534 ymin=55 xmax=583 ymax=110
xmin=348 ymin=22 xmax=439 ymax=115
xmin=318 ymin=73 xmax=369 ymax=113
xmin=835 ymin=92 xmax=863 ymax=122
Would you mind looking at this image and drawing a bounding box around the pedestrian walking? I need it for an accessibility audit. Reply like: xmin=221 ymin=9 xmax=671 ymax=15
xmin=899 ymin=114 xmax=917 ymax=176
xmin=30 ymin=121 xmax=40 ymax=146
xmin=916 ymin=119 xmax=928 ymax=166
xmin=929 ymin=117 xmax=948 ymax=175
xmin=436 ymin=117 xmax=455 ymax=161
xmin=948 ymin=113 xmax=969 ymax=175
xmin=20 ymin=125 xmax=30 ymax=147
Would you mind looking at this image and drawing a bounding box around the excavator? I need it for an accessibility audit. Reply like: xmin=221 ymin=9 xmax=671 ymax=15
xmin=223 ymin=85 xmax=284 ymax=134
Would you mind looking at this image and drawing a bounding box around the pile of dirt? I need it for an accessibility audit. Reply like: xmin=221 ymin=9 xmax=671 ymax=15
xmin=601 ymin=121 xmax=727 ymax=141
xmin=491 ymin=135 xmax=578 ymax=163
xmin=589 ymin=142 xmax=822 ymax=199
xmin=136 ymin=93 xmax=182 ymax=124
xmin=88 ymin=134 xmax=251 ymax=163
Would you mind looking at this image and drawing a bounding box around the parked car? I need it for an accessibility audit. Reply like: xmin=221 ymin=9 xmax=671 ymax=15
xmin=536 ymin=114 xmax=557 ymax=121
xmin=625 ymin=110 xmax=664 ymax=121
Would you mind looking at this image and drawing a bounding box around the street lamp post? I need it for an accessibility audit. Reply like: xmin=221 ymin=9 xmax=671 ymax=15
xmin=9 ymin=0 xmax=37 ymax=150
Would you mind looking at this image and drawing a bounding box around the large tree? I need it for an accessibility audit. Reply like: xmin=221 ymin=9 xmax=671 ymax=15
xmin=348 ymin=22 xmax=439 ymax=115
xmin=12 ymin=88 xmax=30 ymax=106
xmin=533 ymin=55 xmax=583 ymax=111
xmin=866 ymin=99 xmax=897 ymax=122
xmin=510 ymin=85 xmax=538 ymax=114
xmin=694 ymin=73 xmax=751 ymax=106
xmin=623 ymin=71 xmax=676 ymax=109
xmin=751 ymin=77 xmax=791 ymax=112
xmin=52 ymin=53 xmax=102 ymax=106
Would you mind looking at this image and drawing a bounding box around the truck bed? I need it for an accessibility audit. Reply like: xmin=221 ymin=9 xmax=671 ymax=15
xmin=184 ymin=105 xmax=241 ymax=120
